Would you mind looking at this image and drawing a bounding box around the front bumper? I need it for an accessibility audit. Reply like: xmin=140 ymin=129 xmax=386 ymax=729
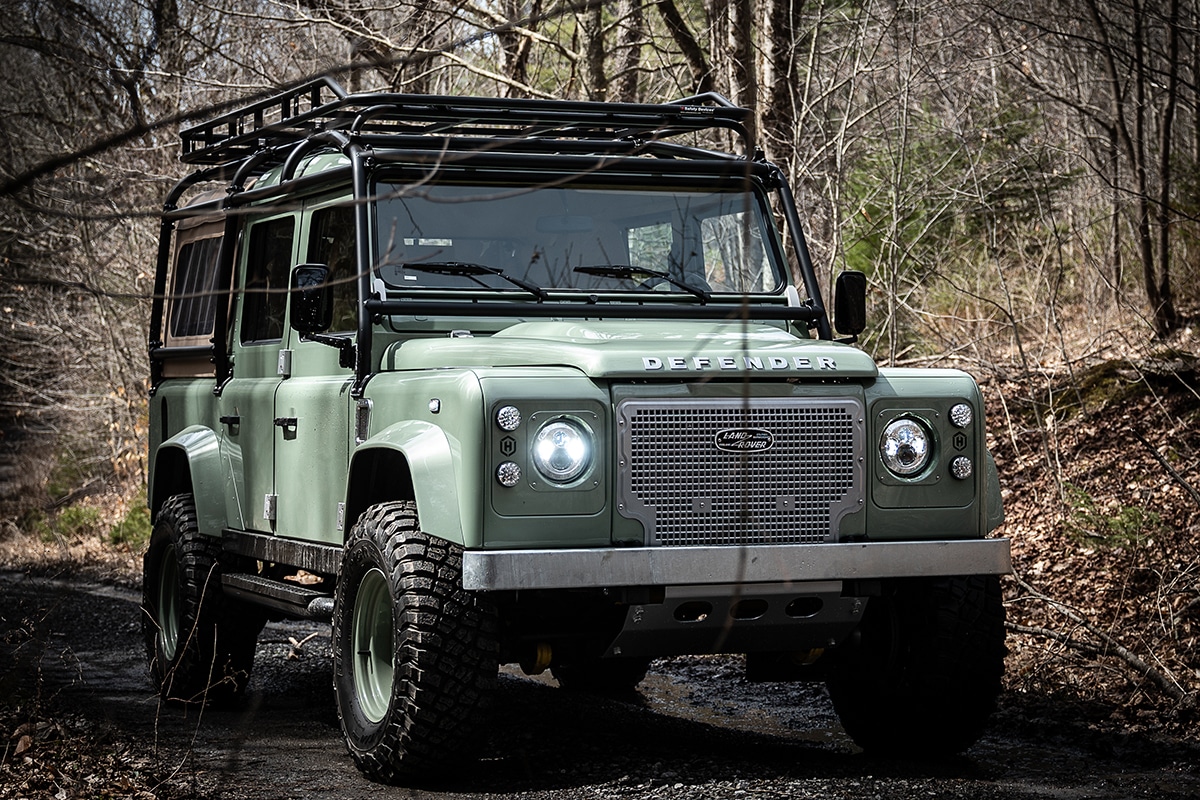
xmin=462 ymin=538 xmax=1011 ymax=591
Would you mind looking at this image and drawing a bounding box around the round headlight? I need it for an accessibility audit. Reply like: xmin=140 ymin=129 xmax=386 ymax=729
xmin=532 ymin=419 xmax=592 ymax=483
xmin=880 ymin=418 xmax=932 ymax=477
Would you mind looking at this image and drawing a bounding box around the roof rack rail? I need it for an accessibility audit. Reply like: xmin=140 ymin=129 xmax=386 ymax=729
xmin=180 ymin=78 xmax=752 ymax=167
xmin=181 ymin=77 xmax=348 ymax=165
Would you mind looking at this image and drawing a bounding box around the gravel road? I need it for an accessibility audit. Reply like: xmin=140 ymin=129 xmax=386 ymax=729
xmin=2 ymin=570 xmax=1198 ymax=799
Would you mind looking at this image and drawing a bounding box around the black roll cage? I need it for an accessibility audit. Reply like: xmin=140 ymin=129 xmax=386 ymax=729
xmin=150 ymin=78 xmax=832 ymax=396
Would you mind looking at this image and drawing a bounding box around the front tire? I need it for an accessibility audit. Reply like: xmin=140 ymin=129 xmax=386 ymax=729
xmin=141 ymin=493 xmax=262 ymax=704
xmin=333 ymin=502 xmax=498 ymax=783
xmin=826 ymin=575 xmax=1006 ymax=756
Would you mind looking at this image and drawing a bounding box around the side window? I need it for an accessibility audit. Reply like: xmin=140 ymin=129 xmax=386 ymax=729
xmin=167 ymin=235 xmax=223 ymax=341
xmin=241 ymin=217 xmax=295 ymax=343
xmin=307 ymin=206 xmax=357 ymax=332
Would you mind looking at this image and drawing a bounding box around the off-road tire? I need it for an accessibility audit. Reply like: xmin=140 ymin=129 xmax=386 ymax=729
xmin=552 ymin=656 xmax=652 ymax=693
xmin=826 ymin=575 xmax=1006 ymax=756
xmin=141 ymin=493 xmax=263 ymax=705
xmin=333 ymin=501 xmax=499 ymax=783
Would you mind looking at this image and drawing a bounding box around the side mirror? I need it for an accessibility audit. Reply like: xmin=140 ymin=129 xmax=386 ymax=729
xmin=834 ymin=271 xmax=867 ymax=337
xmin=289 ymin=264 xmax=333 ymax=334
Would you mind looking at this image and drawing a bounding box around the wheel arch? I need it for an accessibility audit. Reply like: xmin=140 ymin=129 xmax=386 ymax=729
xmin=984 ymin=450 xmax=1004 ymax=533
xmin=150 ymin=425 xmax=226 ymax=537
xmin=346 ymin=421 xmax=467 ymax=546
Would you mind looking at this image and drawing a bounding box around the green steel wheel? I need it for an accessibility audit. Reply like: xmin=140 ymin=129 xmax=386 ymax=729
xmin=350 ymin=567 xmax=393 ymax=724
xmin=141 ymin=493 xmax=263 ymax=705
xmin=154 ymin=542 xmax=182 ymax=663
xmin=333 ymin=501 xmax=499 ymax=783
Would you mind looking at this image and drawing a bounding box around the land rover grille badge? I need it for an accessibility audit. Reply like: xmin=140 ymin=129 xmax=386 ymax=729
xmin=714 ymin=428 xmax=775 ymax=453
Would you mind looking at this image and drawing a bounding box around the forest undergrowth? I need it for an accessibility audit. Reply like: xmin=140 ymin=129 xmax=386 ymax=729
xmin=982 ymin=339 xmax=1200 ymax=737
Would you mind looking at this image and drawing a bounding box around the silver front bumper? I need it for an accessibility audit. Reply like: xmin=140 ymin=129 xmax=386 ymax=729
xmin=462 ymin=538 xmax=1011 ymax=591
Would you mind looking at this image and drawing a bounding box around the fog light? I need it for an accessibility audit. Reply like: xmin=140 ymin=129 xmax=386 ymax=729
xmin=950 ymin=456 xmax=973 ymax=480
xmin=496 ymin=461 xmax=522 ymax=487
xmin=949 ymin=403 xmax=973 ymax=428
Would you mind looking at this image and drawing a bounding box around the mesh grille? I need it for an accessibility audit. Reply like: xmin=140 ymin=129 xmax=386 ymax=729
xmin=618 ymin=398 xmax=863 ymax=546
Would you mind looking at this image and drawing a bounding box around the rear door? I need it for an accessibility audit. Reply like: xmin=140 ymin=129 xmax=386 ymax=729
xmin=219 ymin=213 xmax=296 ymax=532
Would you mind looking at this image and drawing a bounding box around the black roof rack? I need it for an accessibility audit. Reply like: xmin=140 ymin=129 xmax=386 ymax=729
xmin=180 ymin=77 xmax=752 ymax=167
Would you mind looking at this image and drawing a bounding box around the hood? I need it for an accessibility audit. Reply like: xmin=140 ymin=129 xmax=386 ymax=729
xmin=384 ymin=320 xmax=878 ymax=380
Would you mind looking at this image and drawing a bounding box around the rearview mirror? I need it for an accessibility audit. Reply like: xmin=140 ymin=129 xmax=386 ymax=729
xmin=834 ymin=271 xmax=867 ymax=337
xmin=289 ymin=264 xmax=333 ymax=334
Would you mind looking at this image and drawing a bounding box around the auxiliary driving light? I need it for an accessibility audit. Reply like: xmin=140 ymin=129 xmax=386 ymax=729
xmin=496 ymin=461 xmax=522 ymax=487
xmin=496 ymin=405 xmax=522 ymax=431
xmin=949 ymin=403 xmax=973 ymax=428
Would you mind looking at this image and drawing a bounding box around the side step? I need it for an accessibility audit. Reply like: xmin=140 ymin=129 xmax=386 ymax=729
xmin=222 ymin=573 xmax=334 ymax=620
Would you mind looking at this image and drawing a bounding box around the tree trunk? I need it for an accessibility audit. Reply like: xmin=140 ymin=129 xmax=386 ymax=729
xmin=581 ymin=3 xmax=607 ymax=100
xmin=614 ymin=0 xmax=644 ymax=102
xmin=655 ymin=0 xmax=713 ymax=94
xmin=1154 ymin=0 xmax=1180 ymax=335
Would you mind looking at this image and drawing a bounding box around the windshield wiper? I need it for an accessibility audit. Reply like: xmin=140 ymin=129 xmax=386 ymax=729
xmin=574 ymin=265 xmax=710 ymax=304
xmin=394 ymin=261 xmax=548 ymax=301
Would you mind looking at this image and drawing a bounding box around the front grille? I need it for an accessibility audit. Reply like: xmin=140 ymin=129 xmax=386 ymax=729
xmin=617 ymin=398 xmax=864 ymax=546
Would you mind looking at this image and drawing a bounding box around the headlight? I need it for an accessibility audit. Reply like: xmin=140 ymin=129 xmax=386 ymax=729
xmin=531 ymin=418 xmax=592 ymax=483
xmin=880 ymin=417 xmax=932 ymax=477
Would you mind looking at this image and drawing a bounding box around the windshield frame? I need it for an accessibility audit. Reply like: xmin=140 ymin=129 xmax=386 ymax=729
xmin=369 ymin=166 xmax=793 ymax=302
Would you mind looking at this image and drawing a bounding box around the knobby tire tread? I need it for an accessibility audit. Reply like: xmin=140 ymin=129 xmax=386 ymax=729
xmin=335 ymin=501 xmax=498 ymax=783
xmin=827 ymin=575 xmax=1006 ymax=756
xmin=142 ymin=493 xmax=260 ymax=705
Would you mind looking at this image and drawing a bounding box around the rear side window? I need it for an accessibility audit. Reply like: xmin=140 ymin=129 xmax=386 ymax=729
xmin=241 ymin=217 xmax=296 ymax=343
xmin=166 ymin=229 xmax=223 ymax=345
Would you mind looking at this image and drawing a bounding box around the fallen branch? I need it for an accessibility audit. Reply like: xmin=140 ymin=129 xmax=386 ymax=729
xmin=1134 ymin=431 xmax=1200 ymax=510
xmin=1011 ymin=574 xmax=1191 ymax=706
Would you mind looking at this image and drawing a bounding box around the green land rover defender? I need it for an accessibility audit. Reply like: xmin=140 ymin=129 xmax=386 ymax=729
xmin=144 ymin=79 xmax=1010 ymax=782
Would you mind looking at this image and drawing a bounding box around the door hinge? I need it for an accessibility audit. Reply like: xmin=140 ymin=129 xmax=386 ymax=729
xmin=277 ymin=349 xmax=293 ymax=377
xmin=337 ymin=502 xmax=346 ymax=531
xmin=263 ymin=493 xmax=278 ymax=522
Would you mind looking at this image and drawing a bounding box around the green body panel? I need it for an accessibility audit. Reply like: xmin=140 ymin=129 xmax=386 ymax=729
xmin=356 ymin=371 xmax=487 ymax=546
xmin=863 ymin=368 xmax=991 ymax=540
xmin=478 ymin=369 xmax=611 ymax=548
xmin=149 ymin=321 xmax=1005 ymax=552
xmin=219 ymin=344 xmax=283 ymax=532
xmin=155 ymin=426 xmax=225 ymax=537
xmin=985 ymin=451 xmax=1004 ymax=532
xmin=386 ymin=320 xmax=878 ymax=379
xmin=274 ymin=366 xmax=353 ymax=544
xmin=356 ymin=420 xmax=467 ymax=545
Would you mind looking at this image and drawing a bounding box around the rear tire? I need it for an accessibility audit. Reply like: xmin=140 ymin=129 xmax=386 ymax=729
xmin=141 ymin=493 xmax=263 ymax=705
xmin=333 ymin=501 xmax=498 ymax=783
xmin=826 ymin=575 xmax=1006 ymax=756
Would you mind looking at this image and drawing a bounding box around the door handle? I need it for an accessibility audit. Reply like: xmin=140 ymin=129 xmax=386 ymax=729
xmin=273 ymin=417 xmax=298 ymax=428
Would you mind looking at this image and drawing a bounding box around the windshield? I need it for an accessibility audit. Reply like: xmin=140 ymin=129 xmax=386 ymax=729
xmin=373 ymin=179 xmax=786 ymax=296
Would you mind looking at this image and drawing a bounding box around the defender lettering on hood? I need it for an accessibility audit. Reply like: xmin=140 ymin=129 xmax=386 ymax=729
xmin=643 ymin=355 xmax=838 ymax=372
